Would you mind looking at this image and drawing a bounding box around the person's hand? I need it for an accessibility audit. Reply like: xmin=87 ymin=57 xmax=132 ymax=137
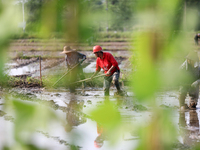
xmin=106 ymin=71 xmax=111 ymax=76
xmin=80 ymin=59 xmax=84 ymax=64
xmin=191 ymin=81 xmax=199 ymax=87
xmin=90 ymin=75 xmax=94 ymax=80
xmin=80 ymin=58 xmax=86 ymax=64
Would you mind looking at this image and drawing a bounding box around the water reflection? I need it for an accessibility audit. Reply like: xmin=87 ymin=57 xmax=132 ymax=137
xmin=92 ymin=97 xmax=123 ymax=149
xmin=179 ymin=110 xmax=200 ymax=146
xmin=94 ymin=123 xmax=107 ymax=148
xmin=65 ymin=94 xmax=87 ymax=132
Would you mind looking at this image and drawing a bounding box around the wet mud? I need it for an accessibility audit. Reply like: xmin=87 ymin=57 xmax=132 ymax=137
xmin=5 ymin=50 xmax=129 ymax=88
xmin=0 ymin=87 xmax=197 ymax=150
xmin=1 ymin=41 xmax=199 ymax=149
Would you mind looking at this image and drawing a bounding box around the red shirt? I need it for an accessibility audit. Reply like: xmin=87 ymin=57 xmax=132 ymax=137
xmin=96 ymin=52 xmax=120 ymax=76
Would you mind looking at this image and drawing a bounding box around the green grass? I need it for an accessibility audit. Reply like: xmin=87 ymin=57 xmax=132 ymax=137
xmin=42 ymin=72 xmax=104 ymax=89
xmin=11 ymin=31 xmax=133 ymax=41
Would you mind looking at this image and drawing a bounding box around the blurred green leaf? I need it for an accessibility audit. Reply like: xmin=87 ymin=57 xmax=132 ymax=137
xmin=136 ymin=109 xmax=177 ymax=150
xmin=90 ymin=101 xmax=122 ymax=144
xmin=12 ymin=100 xmax=57 ymax=142
xmin=90 ymin=101 xmax=121 ymax=129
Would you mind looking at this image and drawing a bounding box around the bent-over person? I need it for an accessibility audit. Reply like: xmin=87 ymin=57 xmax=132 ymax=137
xmin=61 ymin=46 xmax=86 ymax=93
xmin=179 ymin=51 xmax=200 ymax=110
xmin=91 ymin=45 xmax=123 ymax=96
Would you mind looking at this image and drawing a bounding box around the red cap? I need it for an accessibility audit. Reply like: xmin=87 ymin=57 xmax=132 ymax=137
xmin=93 ymin=45 xmax=102 ymax=53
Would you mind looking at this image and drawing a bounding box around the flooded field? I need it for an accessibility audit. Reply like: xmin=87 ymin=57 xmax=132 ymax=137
xmin=1 ymin=86 xmax=199 ymax=150
xmin=1 ymin=41 xmax=200 ymax=150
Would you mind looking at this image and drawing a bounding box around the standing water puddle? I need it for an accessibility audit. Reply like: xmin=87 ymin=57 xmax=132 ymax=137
xmin=4 ymin=62 xmax=39 ymax=76
xmin=4 ymin=61 xmax=96 ymax=76
xmin=2 ymin=60 xmax=200 ymax=149
xmin=1 ymin=88 xmax=200 ymax=149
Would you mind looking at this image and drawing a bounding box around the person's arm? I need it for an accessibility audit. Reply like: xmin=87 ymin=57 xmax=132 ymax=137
xmin=78 ymin=52 xmax=86 ymax=63
xmin=105 ymin=53 xmax=119 ymax=76
xmin=108 ymin=53 xmax=119 ymax=69
xmin=106 ymin=65 xmax=116 ymax=76
xmin=82 ymin=54 xmax=86 ymax=60
xmin=191 ymin=79 xmax=200 ymax=87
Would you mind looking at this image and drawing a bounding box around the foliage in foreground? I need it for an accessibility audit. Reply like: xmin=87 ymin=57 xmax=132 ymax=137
xmin=1 ymin=0 xmax=200 ymax=150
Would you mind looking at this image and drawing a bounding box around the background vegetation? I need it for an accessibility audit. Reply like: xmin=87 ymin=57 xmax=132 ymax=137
xmin=1 ymin=0 xmax=200 ymax=149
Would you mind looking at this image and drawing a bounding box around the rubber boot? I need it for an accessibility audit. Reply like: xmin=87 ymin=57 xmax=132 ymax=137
xmin=114 ymin=90 xmax=124 ymax=96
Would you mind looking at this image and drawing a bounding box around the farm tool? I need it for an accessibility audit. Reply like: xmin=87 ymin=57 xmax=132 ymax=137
xmin=69 ymin=74 xmax=105 ymax=85
xmin=52 ymin=59 xmax=86 ymax=88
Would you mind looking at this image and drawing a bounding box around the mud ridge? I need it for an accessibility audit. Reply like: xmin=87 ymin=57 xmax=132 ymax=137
xmin=13 ymin=57 xmax=40 ymax=68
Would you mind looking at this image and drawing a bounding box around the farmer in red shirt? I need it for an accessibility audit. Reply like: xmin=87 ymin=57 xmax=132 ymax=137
xmin=91 ymin=45 xmax=123 ymax=96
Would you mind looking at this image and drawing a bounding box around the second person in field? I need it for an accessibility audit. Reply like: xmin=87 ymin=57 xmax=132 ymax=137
xmin=91 ymin=45 xmax=123 ymax=96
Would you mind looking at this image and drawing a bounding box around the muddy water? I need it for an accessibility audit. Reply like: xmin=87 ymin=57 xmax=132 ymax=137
xmin=0 ymin=89 xmax=141 ymax=150
xmin=1 ymin=87 xmax=200 ymax=150
xmin=2 ymin=57 xmax=200 ymax=149
xmin=6 ymin=64 xmax=38 ymax=76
